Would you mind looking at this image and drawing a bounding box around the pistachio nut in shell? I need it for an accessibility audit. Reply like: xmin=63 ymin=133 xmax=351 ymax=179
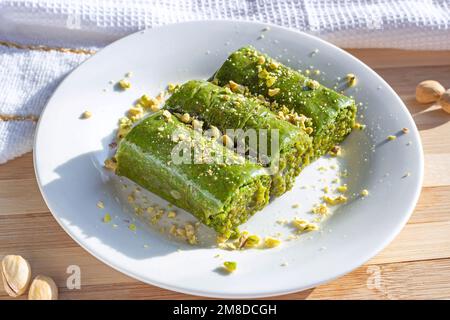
xmin=28 ymin=275 xmax=59 ymax=300
xmin=1 ymin=255 xmax=31 ymax=297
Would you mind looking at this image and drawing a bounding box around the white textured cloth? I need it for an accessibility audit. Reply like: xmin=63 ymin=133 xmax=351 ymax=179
xmin=1 ymin=0 xmax=449 ymax=164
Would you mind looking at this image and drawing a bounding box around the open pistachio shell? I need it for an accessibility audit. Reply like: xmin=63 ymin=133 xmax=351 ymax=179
xmin=1 ymin=255 xmax=31 ymax=297
xmin=28 ymin=275 xmax=58 ymax=300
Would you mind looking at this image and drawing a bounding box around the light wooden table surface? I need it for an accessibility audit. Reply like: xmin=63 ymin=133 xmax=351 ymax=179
xmin=1 ymin=49 xmax=450 ymax=300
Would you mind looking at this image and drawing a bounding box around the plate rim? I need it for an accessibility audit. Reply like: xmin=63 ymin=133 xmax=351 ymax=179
xmin=33 ymin=19 xmax=424 ymax=298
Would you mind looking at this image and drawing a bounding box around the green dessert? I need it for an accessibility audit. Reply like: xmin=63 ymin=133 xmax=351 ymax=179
xmin=165 ymin=80 xmax=312 ymax=197
xmin=115 ymin=110 xmax=271 ymax=238
xmin=211 ymin=46 xmax=357 ymax=159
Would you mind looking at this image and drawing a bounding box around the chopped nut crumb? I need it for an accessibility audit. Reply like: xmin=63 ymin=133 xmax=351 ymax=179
xmin=180 ymin=113 xmax=191 ymax=123
xmin=167 ymin=211 xmax=177 ymax=218
xmin=264 ymin=237 xmax=281 ymax=248
xmin=184 ymin=223 xmax=197 ymax=245
xmin=118 ymin=79 xmax=131 ymax=89
xmin=266 ymin=76 xmax=277 ymax=87
xmin=167 ymin=83 xmax=179 ymax=93
xmin=336 ymin=184 xmax=348 ymax=193
xmin=103 ymin=213 xmax=111 ymax=223
xmin=244 ymin=234 xmax=260 ymax=248
xmin=312 ymin=203 xmax=329 ymax=215
xmin=228 ymin=80 xmax=240 ymax=92
xmin=387 ymin=135 xmax=397 ymax=141
xmin=223 ymin=261 xmax=237 ymax=272
xmin=292 ymin=218 xmax=319 ymax=232
xmin=360 ymin=189 xmax=369 ymax=197
xmin=323 ymin=195 xmax=348 ymax=206
xmin=162 ymin=110 xmax=172 ymax=121
xmin=346 ymin=73 xmax=357 ymax=87
xmin=306 ymin=79 xmax=320 ymax=90
xmin=269 ymin=61 xmax=280 ymax=70
xmin=329 ymin=145 xmax=342 ymax=157
xmin=97 ymin=201 xmax=104 ymax=209
xmin=268 ymin=88 xmax=280 ymax=96
xmin=81 ymin=111 xmax=92 ymax=119
xmin=257 ymin=55 xmax=266 ymax=65
xmin=104 ymin=158 xmax=117 ymax=172
xmin=129 ymin=223 xmax=137 ymax=231
xmin=402 ymin=127 xmax=409 ymax=134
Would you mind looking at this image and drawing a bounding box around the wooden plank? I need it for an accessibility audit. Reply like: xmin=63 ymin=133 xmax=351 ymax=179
xmin=2 ymin=255 xmax=449 ymax=300
xmin=0 ymin=178 xmax=48 ymax=215
xmin=409 ymin=186 xmax=450 ymax=224
xmin=347 ymin=49 xmax=450 ymax=69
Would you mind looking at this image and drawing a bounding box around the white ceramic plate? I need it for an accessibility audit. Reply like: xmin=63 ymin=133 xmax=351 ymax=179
xmin=34 ymin=21 xmax=423 ymax=298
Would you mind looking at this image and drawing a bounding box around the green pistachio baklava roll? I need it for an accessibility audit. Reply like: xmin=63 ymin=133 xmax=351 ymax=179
xmin=165 ymin=80 xmax=312 ymax=197
xmin=211 ymin=46 xmax=357 ymax=159
xmin=115 ymin=110 xmax=271 ymax=238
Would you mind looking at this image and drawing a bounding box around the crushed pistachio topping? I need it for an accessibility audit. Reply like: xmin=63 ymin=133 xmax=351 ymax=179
xmin=167 ymin=83 xmax=179 ymax=93
xmin=127 ymin=105 xmax=144 ymax=122
xmin=266 ymin=76 xmax=277 ymax=87
xmin=81 ymin=110 xmax=92 ymax=119
xmin=264 ymin=237 xmax=281 ymax=248
xmin=336 ymin=184 xmax=348 ymax=193
xmin=228 ymin=80 xmax=240 ymax=92
xmin=323 ymin=195 xmax=348 ymax=206
xmin=387 ymin=135 xmax=397 ymax=141
xmin=162 ymin=110 xmax=172 ymax=121
xmin=292 ymin=203 xmax=300 ymax=209
xmin=217 ymin=231 xmax=261 ymax=250
xmin=257 ymin=55 xmax=266 ymax=65
xmin=129 ymin=223 xmax=137 ymax=231
xmin=258 ymin=68 xmax=269 ymax=79
xmin=360 ymin=189 xmax=369 ymax=197
xmin=180 ymin=113 xmax=191 ymax=123
xmin=104 ymin=158 xmax=117 ymax=171
xmin=346 ymin=73 xmax=357 ymax=87
xmin=353 ymin=122 xmax=366 ymax=130
xmin=167 ymin=211 xmax=177 ymax=219
xmin=312 ymin=203 xmax=329 ymax=215
xmin=269 ymin=61 xmax=280 ymax=70
xmin=244 ymin=235 xmax=260 ymax=248
xmin=118 ymin=79 xmax=131 ymax=89
xmin=306 ymin=79 xmax=320 ymax=90
xmin=329 ymin=145 xmax=342 ymax=157
xmin=223 ymin=261 xmax=237 ymax=273
xmin=292 ymin=218 xmax=319 ymax=232
xmin=184 ymin=223 xmax=197 ymax=244
xmin=268 ymin=88 xmax=281 ymax=97
xmin=117 ymin=117 xmax=133 ymax=139
xmin=103 ymin=213 xmax=111 ymax=223
xmin=139 ymin=94 xmax=159 ymax=111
